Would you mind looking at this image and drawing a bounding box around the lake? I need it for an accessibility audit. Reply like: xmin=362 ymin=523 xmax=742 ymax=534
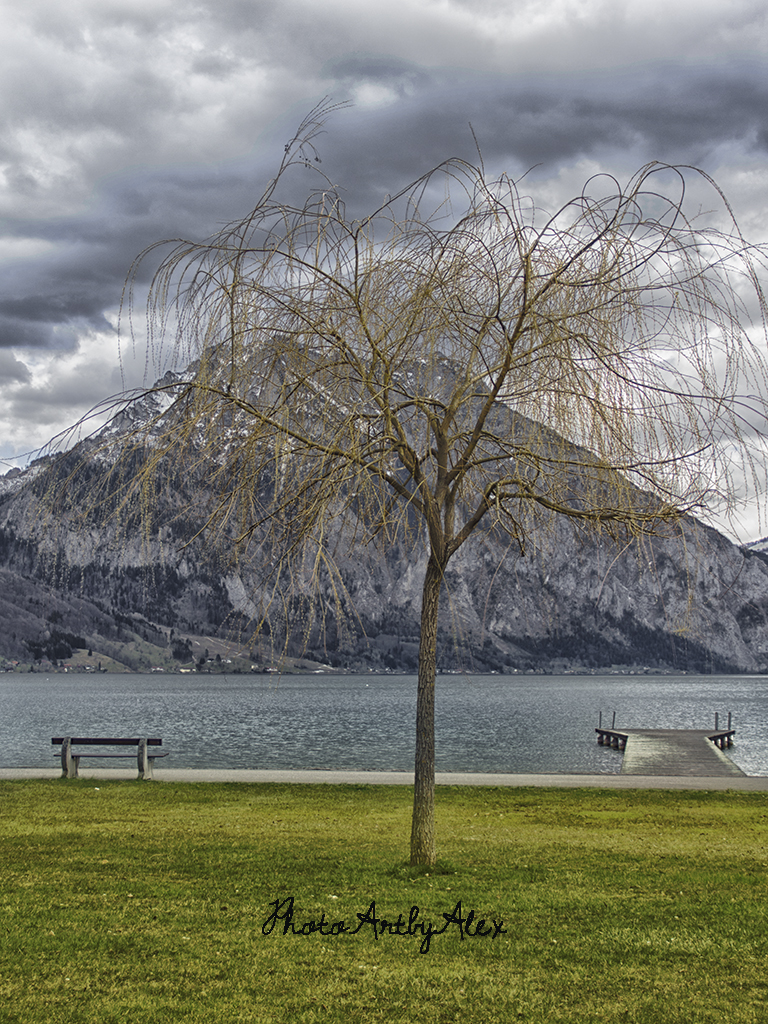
xmin=2 ymin=672 xmax=767 ymax=775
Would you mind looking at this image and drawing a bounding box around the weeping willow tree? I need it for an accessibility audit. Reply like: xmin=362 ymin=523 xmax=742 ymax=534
xmin=64 ymin=101 xmax=768 ymax=863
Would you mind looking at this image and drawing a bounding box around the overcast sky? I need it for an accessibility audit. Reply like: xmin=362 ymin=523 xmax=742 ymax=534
xmin=2 ymin=0 xmax=768 ymax=540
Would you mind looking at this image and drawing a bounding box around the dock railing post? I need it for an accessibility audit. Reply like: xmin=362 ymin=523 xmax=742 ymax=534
xmin=728 ymin=711 xmax=732 ymax=730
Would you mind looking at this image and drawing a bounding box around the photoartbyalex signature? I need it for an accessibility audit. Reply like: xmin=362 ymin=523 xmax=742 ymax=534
xmin=262 ymin=896 xmax=507 ymax=954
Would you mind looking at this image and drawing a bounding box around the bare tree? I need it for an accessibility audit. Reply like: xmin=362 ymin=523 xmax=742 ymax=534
xmin=68 ymin=102 xmax=768 ymax=863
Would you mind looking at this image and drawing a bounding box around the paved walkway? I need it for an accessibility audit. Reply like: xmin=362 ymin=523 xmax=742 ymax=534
xmin=2 ymin=767 xmax=768 ymax=790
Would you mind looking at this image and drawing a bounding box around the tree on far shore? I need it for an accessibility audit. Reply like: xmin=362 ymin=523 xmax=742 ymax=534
xmin=58 ymin=102 xmax=768 ymax=864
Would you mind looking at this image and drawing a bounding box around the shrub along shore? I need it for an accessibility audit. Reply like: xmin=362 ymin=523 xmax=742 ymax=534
xmin=1 ymin=781 xmax=766 ymax=1023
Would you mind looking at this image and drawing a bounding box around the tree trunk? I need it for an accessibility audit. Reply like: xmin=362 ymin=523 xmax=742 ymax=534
xmin=410 ymin=552 xmax=444 ymax=866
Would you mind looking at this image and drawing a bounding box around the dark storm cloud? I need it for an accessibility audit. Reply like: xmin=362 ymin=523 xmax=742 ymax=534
xmin=321 ymin=58 xmax=768 ymax=187
xmin=3 ymin=0 xmax=768 ymax=359
xmin=3 ymin=54 xmax=767 ymax=352
xmin=0 ymin=0 xmax=766 ymax=538
xmin=0 ymin=156 xmax=280 ymax=348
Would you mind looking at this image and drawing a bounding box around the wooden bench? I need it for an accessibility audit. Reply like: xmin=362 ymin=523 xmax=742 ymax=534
xmin=52 ymin=737 xmax=168 ymax=780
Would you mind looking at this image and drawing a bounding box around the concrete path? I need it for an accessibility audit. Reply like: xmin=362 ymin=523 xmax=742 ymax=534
xmin=2 ymin=767 xmax=768 ymax=790
xmin=619 ymin=730 xmax=745 ymax=777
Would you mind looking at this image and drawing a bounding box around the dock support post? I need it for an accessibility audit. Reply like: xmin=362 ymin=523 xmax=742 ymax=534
xmin=715 ymin=712 xmax=719 ymax=731
xmin=611 ymin=711 xmax=616 ymax=728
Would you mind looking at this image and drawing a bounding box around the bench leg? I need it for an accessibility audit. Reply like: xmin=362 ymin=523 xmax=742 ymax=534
xmin=61 ymin=737 xmax=80 ymax=779
xmin=137 ymin=739 xmax=154 ymax=780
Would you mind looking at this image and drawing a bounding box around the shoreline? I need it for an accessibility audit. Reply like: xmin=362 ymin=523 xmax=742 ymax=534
xmin=3 ymin=766 xmax=768 ymax=789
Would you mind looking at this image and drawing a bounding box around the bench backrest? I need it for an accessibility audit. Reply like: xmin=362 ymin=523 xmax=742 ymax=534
xmin=51 ymin=737 xmax=163 ymax=746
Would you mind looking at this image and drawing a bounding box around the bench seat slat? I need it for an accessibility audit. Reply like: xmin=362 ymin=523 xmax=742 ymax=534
xmin=52 ymin=752 xmax=169 ymax=759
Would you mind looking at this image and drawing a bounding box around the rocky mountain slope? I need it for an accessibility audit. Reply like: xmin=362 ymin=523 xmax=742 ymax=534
xmin=3 ymin=375 xmax=768 ymax=674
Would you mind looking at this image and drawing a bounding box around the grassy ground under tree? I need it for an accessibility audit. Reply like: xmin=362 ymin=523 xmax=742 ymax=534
xmin=0 ymin=780 xmax=766 ymax=1022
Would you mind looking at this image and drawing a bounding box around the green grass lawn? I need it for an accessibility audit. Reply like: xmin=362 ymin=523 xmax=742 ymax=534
xmin=1 ymin=781 xmax=766 ymax=1022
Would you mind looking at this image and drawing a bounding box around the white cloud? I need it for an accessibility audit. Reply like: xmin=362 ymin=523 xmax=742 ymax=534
xmin=0 ymin=322 xmax=151 ymax=465
xmin=0 ymin=350 xmax=32 ymax=386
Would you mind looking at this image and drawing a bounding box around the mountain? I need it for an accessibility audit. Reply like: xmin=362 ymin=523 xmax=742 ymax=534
xmin=3 ymin=371 xmax=768 ymax=674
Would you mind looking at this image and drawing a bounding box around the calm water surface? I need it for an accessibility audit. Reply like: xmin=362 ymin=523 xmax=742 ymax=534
xmin=2 ymin=672 xmax=767 ymax=775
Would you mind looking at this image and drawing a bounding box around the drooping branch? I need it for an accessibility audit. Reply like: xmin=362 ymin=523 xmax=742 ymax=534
xmin=40 ymin=106 xmax=768 ymax=868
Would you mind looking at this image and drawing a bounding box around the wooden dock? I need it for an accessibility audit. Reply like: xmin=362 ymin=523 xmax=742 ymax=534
xmin=595 ymin=726 xmax=744 ymax=776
